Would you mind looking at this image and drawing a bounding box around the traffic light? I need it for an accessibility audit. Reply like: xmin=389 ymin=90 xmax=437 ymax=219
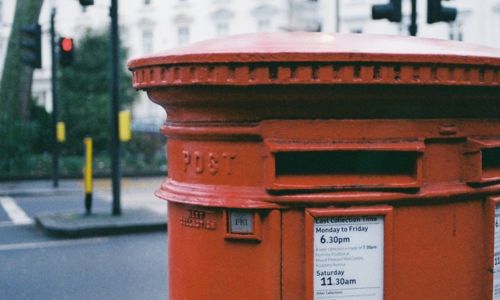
xmin=20 ymin=23 xmax=42 ymax=68
xmin=79 ymin=0 xmax=94 ymax=6
xmin=59 ymin=37 xmax=74 ymax=66
xmin=372 ymin=0 xmax=402 ymax=23
xmin=427 ymin=0 xmax=457 ymax=24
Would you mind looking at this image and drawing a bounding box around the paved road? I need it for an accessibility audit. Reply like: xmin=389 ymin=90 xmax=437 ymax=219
xmin=0 ymin=180 xmax=168 ymax=300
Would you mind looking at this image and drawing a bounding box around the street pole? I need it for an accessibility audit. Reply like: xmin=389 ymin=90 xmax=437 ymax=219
xmin=50 ymin=7 xmax=59 ymax=188
xmin=409 ymin=0 xmax=418 ymax=36
xmin=110 ymin=0 xmax=121 ymax=215
xmin=335 ymin=0 xmax=340 ymax=33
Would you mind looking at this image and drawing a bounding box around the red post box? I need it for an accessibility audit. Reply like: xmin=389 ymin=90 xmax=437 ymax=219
xmin=129 ymin=33 xmax=500 ymax=300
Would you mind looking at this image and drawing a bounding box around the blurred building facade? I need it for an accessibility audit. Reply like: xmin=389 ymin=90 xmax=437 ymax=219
xmin=0 ymin=0 xmax=499 ymax=124
xmin=322 ymin=0 xmax=500 ymax=46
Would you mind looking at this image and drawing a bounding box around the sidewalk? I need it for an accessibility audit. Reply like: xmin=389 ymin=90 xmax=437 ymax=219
xmin=93 ymin=177 xmax=166 ymax=216
xmin=0 ymin=177 xmax=167 ymax=237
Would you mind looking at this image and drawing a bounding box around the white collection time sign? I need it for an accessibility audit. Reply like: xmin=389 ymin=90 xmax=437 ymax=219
xmin=313 ymin=215 xmax=384 ymax=300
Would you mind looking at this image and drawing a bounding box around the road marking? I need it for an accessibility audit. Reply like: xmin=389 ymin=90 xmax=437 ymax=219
xmin=0 ymin=221 xmax=15 ymax=228
xmin=0 ymin=237 xmax=109 ymax=251
xmin=0 ymin=196 xmax=33 ymax=225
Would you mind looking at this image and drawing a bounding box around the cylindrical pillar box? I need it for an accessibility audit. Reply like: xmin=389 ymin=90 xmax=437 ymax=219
xmin=129 ymin=33 xmax=500 ymax=300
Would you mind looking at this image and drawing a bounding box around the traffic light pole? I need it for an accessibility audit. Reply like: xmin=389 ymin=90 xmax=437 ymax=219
xmin=50 ymin=8 xmax=59 ymax=188
xmin=409 ymin=0 xmax=418 ymax=36
xmin=110 ymin=0 xmax=121 ymax=216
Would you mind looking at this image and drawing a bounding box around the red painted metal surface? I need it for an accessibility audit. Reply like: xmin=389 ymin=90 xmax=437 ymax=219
xmin=129 ymin=33 xmax=500 ymax=300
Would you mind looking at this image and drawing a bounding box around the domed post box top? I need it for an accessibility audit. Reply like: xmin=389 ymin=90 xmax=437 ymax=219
xmin=129 ymin=32 xmax=500 ymax=88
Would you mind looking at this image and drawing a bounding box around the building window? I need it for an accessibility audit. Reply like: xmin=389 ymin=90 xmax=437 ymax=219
xmin=173 ymin=13 xmax=193 ymax=44
xmin=350 ymin=28 xmax=363 ymax=34
xmin=252 ymin=5 xmax=277 ymax=32
xmin=142 ymin=30 xmax=153 ymax=54
xmin=211 ymin=8 xmax=234 ymax=37
xmin=216 ymin=22 xmax=229 ymax=37
xmin=257 ymin=19 xmax=271 ymax=32
xmin=449 ymin=21 xmax=464 ymax=41
xmin=178 ymin=26 xmax=190 ymax=45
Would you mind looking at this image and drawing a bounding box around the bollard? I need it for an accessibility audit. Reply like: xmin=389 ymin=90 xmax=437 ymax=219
xmin=83 ymin=137 xmax=93 ymax=215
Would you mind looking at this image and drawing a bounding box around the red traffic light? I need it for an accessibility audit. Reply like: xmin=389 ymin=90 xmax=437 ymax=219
xmin=60 ymin=38 xmax=73 ymax=52
xmin=59 ymin=37 xmax=74 ymax=66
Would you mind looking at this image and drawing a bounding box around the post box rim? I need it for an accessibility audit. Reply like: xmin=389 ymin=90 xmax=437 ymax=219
xmin=129 ymin=32 xmax=500 ymax=68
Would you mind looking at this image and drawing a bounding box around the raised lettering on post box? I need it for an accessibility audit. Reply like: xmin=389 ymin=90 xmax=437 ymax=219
xmin=313 ymin=216 xmax=384 ymax=300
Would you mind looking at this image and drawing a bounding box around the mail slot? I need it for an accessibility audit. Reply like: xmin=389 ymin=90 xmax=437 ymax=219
xmin=129 ymin=33 xmax=500 ymax=299
xmin=465 ymin=139 xmax=500 ymax=185
xmin=265 ymin=140 xmax=424 ymax=190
